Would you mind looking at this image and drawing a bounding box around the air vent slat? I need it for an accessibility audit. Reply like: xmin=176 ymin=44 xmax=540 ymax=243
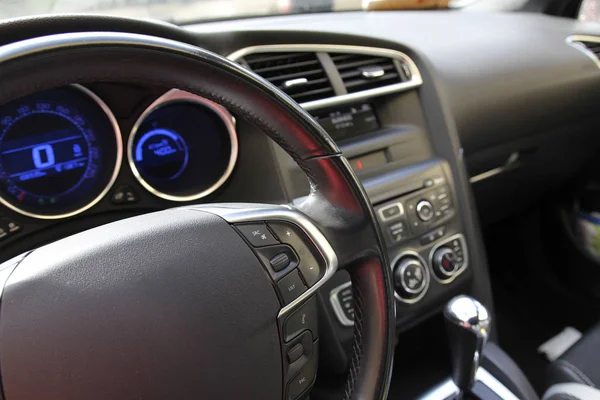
xmin=243 ymin=52 xmax=309 ymax=64
xmin=339 ymin=64 xmax=396 ymax=80
xmin=344 ymin=73 xmax=400 ymax=90
xmin=266 ymin=68 xmax=324 ymax=83
xmin=239 ymin=52 xmax=334 ymax=104
xmin=331 ymin=52 xmax=404 ymax=94
xmin=250 ymin=59 xmax=320 ymax=76
xmin=333 ymin=57 xmax=391 ymax=71
xmin=278 ymin=77 xmax=330 ymax=90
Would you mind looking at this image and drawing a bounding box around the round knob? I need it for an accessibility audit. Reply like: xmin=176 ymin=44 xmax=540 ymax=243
xmin=393 ymin=256 xmax=427 ymax=300
xmin=433 ymin=247 xmax=459 ymax=279
xmin=416 ymin=200 xmax=434 ymax=222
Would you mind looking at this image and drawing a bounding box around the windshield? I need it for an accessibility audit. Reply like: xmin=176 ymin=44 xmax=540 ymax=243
xmin=0 ymin=0 xmax=515 ymax=24
xmin=0 ymin=0 xmax=366 ymax=24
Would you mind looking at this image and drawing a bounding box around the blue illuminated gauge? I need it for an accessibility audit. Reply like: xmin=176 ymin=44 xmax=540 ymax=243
xmin=134 ymin=128 xmax=189 ymax=181
xmin=128 ymin=90 xmax=238 ymax=201
xmin=0 ymin=85 xmax=122 ymax=219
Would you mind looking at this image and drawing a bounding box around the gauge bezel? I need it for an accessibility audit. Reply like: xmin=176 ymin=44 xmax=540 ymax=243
xmin=127 ymin=89 xmax=238 ymax=202
xmin=0 ymin=84 xmax=123 ymax=220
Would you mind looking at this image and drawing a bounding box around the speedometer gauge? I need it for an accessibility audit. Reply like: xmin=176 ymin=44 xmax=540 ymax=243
xmin=128 ymin=89 xmax=238 ymax=201
xmin=0 ymin=85 xmax=122 ymax=219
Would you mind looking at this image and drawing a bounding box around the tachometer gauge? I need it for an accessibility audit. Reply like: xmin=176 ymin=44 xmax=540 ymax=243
xmin=128 ymin=89 xmax=237 ymax=201
xmin=0 ymin=85 xmax=122 ymax=219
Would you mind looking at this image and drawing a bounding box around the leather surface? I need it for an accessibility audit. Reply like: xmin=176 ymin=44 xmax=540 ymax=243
xmin=0 ymin=17 xmax=395 ymax=400
xmin=543 ymin=383 xmax=600 ymax=400
xmin=0 ymin=209 xmax=282 ymax=399
xmin=548 ymin=324 xmax=600 ymax=389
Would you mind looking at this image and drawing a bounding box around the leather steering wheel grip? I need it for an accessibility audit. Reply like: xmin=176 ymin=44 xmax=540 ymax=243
xmin=0 ymin=19 xmax=395 ymax=400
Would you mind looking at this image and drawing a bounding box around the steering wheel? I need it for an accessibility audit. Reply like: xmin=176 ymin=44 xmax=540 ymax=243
xmin=0 ymin=17 xmax=395 ymax=400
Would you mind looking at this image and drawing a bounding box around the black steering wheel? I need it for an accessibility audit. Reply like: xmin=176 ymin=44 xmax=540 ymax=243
xmin=0 ymin=16 xmax=395 ymax=400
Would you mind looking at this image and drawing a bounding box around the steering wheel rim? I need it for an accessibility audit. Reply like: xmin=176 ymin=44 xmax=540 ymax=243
xmin=0 ymin=22 xmax=395 ymax=400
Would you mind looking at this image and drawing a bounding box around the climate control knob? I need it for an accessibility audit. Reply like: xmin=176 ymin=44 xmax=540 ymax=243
xmin=393 ymin=256 xmax=428 ymax=301
xmin=432 ymin=247 xmax=459 ymax=279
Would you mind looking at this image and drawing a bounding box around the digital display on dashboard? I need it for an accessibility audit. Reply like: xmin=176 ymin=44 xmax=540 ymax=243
xmin=129 ymin=100 xmax=233 ymax=200
xmin=0 ymin=86 xmax=120 ymax=218
xmin=312 ymin=103 xmax=379 ymax=142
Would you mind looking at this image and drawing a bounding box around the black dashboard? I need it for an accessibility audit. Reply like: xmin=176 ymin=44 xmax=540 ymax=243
xmin=1 ymin=9 xmax=600 ymax=380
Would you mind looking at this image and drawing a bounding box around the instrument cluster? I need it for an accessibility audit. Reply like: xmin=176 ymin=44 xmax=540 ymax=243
xmin=0 ymin=85 xmax=238 ymax=220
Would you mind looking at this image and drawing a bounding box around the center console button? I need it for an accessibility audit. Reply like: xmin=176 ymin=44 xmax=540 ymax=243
xmin=378 ymin=202 xmax=403 ymax=221
xmin=431 ymin=235 xmax=468 ymax=281
xmin=277 ymin=270 xmax=308 ymax=305
xmin=393 ymin=256 xmax=428 ymax=301
xmin=284 ymin=296 xmax=318 ymax=342
xmin=416 ymin=200 xmax=435 ymax=222
xmin=434 ymin=247 xmax=459 ymax=277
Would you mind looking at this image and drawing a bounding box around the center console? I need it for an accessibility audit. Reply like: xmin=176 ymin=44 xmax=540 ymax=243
xmin=231 ymin=41 xmax=499 ymax=395
xmin=271 ymin=90 xmax=473 ymax=338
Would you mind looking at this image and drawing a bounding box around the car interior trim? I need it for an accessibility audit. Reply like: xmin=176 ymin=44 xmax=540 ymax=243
xmin=418 ymin=368 xmax=519 ymax=400
xmin=0 ymin=83 xmax=123 ymax=220
xmin=189 ymin=204 xmax=339 ymax=318
xmin=127 ymin=88 xmax=238 ymax=202
xmin=429 ymin=233 xmax=469 ymax=284
xmin=227 ymin=44 xmax=423 ymax=112
xmin=390 ymin=250 xmax=431 ymax=304
xmin=566 ymin=35 xmax=600 ymax=68
xmin=329 ymin=281 xmax=354 ymax=327
xmin=469 ymin=152 xmax=520 ymax=184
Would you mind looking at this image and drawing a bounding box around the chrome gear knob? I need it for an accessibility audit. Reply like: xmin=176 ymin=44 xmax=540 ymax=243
xmin=444 ymin=295 xmax=491 ymax=395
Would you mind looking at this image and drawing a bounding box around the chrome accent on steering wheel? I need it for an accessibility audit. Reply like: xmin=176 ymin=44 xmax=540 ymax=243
xmin=190 ymin=204 xmax=338 ymax=318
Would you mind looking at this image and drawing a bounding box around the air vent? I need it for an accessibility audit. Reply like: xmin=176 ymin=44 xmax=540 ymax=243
xmin=228 ymin=45 xmax=423 ymax=110
xmin=330 ymin=53 xmax=405 ymax=94
xmin=240 ymin=52 xmax=334 ymax=103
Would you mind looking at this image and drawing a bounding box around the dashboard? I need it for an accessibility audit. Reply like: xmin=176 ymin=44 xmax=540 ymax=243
xmin=1 ymin=9 xmax=600 ymax=379
xmin=0 ymin=85 xmax=237 ymax=220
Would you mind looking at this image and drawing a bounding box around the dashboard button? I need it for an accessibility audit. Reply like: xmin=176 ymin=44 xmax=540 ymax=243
xmin=416 ymin=200 xmax=435 ymax=222
xmin=268 ymin=221 xmax=324 ymax=287
xmin=254 ymin=244 xmax=298 ymax=278
xmin=393 ymin=256 xmax=428 ymax=301
xmin=0 ymin=222 xmax=8 ymax=240
xmin=287 ymin=348 xmax=318 ymax=400
xmin=387 ymin=220 xmax=408 ymax=244
xmin=432 ymin=247 xmax=460 ymax=279
xmin=5 ymin=219 xmax=20 ymax=234
xmin=270 ymin=252 xmax=291 ymax=272
xmin=378 ymin=202 xmax=403 ymax=221
xmin=236 ymin=223 xmax=279 ymax=247
xmin=111 ymin=185 xmax=139 ymax=204
xmin=277 ymin=270 xmax=307 ymax=305
xmin=287 ymin=343 xmax=304 ymax=364
xmin=420 ymin=226 xmax=446 ymax=245
xmin=284 ymin=296 xmax=318 ymax=342
xmin=297 ymin=260 xmax=322 ymax=288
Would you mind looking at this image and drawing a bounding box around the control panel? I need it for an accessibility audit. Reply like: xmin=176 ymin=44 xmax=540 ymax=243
xmin=374 ymin=178 xmax=455 ymax=248
xmin=234 ymin=219 xmax=326 ymax=400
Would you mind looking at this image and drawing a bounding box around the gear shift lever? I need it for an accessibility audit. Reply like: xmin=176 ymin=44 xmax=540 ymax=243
xmin=444 ymin=295 xmax=491 ymax=397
